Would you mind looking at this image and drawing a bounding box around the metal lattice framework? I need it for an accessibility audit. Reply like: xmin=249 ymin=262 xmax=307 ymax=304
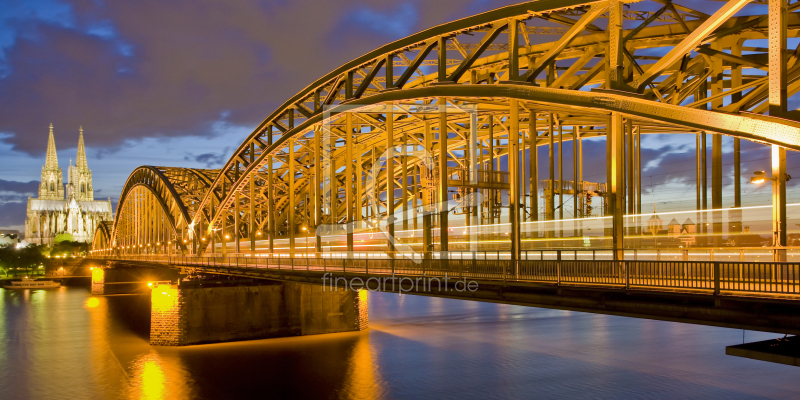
xmin=93 ymin=0 xmax=800 ymax=261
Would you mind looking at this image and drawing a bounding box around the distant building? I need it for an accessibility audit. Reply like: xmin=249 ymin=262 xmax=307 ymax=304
xmin=25 ymin=125 xmax=113 ymax=245
xmin=647 ymin=209 xmax=663 ymax=236
xmin=645 ymin=205 xmax=697 ymax=247
xmin=0 ymin=230 xmax=21 ymax=247
xmin=667 ymin=218 xmax=697 ymax=246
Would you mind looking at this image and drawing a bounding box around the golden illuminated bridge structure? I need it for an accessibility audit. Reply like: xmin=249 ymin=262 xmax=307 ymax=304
xmin=90 ymin=0 xmax=800 ymax=335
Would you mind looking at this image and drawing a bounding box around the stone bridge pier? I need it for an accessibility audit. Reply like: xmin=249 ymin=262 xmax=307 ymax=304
xmin=92 ymin=265 xmax=368 ymax=345
xmin=149 ymin=278 xmax=368 ymax=346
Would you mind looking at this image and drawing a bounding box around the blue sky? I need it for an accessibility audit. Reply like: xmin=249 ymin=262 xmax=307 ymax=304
xmin=0 ymin=0 xmax=796 ymax=233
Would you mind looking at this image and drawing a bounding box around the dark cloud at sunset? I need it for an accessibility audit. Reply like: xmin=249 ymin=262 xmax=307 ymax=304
xmin=0 ymin=0 xmax=511 ymax=156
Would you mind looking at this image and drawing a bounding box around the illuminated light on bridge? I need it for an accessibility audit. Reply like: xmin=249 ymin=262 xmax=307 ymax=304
xmin=86 ymin=1 xmax=800 ymax=338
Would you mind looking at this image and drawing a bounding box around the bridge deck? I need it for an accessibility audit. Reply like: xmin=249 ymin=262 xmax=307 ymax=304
xmin=97 ymin=255 xmax=800 ymax=295
xmin=90 ymin=255 xmax=800 ymax=335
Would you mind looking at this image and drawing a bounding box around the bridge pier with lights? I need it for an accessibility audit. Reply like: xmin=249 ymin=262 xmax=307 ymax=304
xmin=90 ymin=0 xmax=800 ymax=344
xmin=89 ymin=261 xmax=367 ymax=346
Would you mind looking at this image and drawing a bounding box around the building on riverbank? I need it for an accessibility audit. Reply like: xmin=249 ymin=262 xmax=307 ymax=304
xmin=25 ymin=125 xmax=112 ymax=245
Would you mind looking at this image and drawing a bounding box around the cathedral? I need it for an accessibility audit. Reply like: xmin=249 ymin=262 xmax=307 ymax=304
xmin=25 ymin=124 xmax=113 ymax=245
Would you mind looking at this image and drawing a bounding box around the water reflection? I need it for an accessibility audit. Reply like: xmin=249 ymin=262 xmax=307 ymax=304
xmin=340 ymin=333 xmax=385 ymax=399
xmin=1 ymin=287 xmax=800 ymax=399
xmin=127 ymin=351 xmax=194 ymax=400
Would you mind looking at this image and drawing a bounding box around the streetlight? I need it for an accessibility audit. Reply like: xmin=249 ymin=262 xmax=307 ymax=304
xmin=749 ymin=170 xmax=768 ymax=184
xmin=300 ymin=225 xmax=309 ymax=257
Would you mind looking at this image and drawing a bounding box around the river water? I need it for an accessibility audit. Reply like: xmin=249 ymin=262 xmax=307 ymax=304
xmin=0 ymin=286 xmax=797 ymax=399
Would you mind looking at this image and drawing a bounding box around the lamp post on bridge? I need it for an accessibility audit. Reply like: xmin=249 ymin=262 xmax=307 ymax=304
xmin=750 ymin=164 xmax=791 ymax=262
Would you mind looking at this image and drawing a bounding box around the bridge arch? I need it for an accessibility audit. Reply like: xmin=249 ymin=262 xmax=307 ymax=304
xmin=98 ymin=0 xmax=800 ymax=260
xmin=90 ymin=221 xmax=112 ymax=255
xmin=93 ymin=166 xmax=218 ymax=254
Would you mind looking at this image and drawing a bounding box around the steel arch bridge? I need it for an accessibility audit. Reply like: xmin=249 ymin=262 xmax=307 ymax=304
xmin=93 ymin=0 xmax=800 ymax=262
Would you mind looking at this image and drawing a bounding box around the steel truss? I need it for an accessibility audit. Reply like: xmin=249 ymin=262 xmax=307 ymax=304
xmin=93 ymin=0 xmax=800 ymax=261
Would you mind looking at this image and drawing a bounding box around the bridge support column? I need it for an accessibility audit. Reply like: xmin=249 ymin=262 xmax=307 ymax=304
xmin=529 ymin=110 xmax=538 ymax=226
xmin=386 ymin=110 xmax=395 ymax=255
xmin=268 ymin=156 xmax=275 ymax=253
xmin=289 ymin=138 xmax=296 ymax=256
xmin=314 ymin=128 xmax=323 ymax=253
xmin=149 ymin=280 xmax=368 ymax=346
xmin=489 ymin=116 xmax=495 ymax=225
xmin=712 ymin=133 xmax=722 ymax=247
xmin=250 ymin=144 xmax=256 ymax=255
xmin=235 ymin=192 xmax=241 ymax=254
xmin=509 ymin=100 xmax=521 ymax=266
xmin=402 ymin=127 xmax=409 ymax=232
xmin=609 ymin=113 xmax=625 ymax=260
xmin=626 ymin=119 xmax=634 ymax=220
xmin=221 ymin=180 xmax=226 ymax=256
xmin=701 ymin=130 xmax=708 ymax=244
xmin=438 ymin=99 xmax=449 ymax=258
xmin=346 ymin=113 xmax=354 ymax=254
xmin=423 ymin=121 xmax=433 ymax=259
xmin=770 ymin=0 xmax=788 ymax=262
xmin=773 ymin=145 xmax=787 ymax=261
xmin=547 ymin=113 xmax=555 ymax=225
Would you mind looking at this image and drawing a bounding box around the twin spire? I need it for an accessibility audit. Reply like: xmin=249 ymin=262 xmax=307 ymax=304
xmin=76 ymin=126 xmax=87 ymax=169
xmin=45 ymin=123 xmax=59 ymax=171
xmin=44 ymin=124 xmax=89 ymax=171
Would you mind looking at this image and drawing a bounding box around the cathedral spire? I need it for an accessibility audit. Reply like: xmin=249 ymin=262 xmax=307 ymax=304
xmin=76 ymin=126 xmax=88 ymax=169
xmin=39 ymin=123 xmax=64 ymax=200
xmin=45 ymin=123 xmax=59 ymax=170
xmin=67 ymin=126 xmax=94 ymax=201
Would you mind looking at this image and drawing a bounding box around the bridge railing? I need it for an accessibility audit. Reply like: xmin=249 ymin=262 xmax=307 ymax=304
xmin=91 ymin=254 xmax=800 ymax=296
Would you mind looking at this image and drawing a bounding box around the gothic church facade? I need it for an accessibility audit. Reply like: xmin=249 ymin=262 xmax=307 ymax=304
xmin=25 ymin=125 xmax=113 ymax=245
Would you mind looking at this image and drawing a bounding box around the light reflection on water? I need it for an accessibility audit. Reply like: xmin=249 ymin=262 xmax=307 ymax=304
xmin=0 ymin=286 xmax=798 ymax=399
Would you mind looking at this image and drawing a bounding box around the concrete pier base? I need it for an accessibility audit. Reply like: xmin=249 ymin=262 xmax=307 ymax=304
xmin=150 ymin=281 xmax=368 ymax=346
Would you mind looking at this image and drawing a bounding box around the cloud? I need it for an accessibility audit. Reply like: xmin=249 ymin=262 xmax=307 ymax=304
xmin=345 ymin=3 xmax=419 ymax=38
xmin=0 ymin=179 xmax=39 ymax=194
xmin=0 ymin=0 xmax=487 ymax=159
xmin=184 ymin=147 xmax=230 ymax=168
xmin=0 ymin=201 xmax=26 ymax=230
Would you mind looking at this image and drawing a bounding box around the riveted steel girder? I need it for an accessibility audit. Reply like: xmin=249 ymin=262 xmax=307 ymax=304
xmin=96 ymin=0 xmax=800 ymax=257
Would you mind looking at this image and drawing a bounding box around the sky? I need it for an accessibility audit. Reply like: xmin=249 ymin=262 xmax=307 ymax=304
xmin=0 ymin=0 xmax=797 ymax=234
